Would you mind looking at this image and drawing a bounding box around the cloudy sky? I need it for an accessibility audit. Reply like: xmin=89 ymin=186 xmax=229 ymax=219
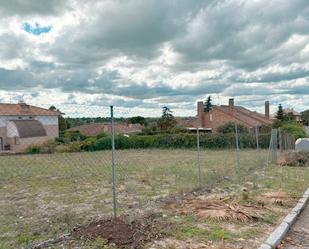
xmin=0 ymin=0 xmax=308 ymax=117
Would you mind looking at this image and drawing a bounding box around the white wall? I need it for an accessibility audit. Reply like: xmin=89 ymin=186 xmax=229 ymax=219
xmin=6 ymin=121 xmax=19 ymax=138
xmin=0 ymin=117 xmax=6 ymax=127
xmin=36 ymin=116 xmax=58 ymax=125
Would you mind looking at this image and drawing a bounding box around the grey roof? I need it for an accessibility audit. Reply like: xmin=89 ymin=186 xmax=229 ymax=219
xmin=10 ymin=120 xmax=47 ymax=138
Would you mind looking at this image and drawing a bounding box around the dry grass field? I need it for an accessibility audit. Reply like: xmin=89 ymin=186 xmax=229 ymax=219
xmin=0 ymin=149 xmax=308 ymax=248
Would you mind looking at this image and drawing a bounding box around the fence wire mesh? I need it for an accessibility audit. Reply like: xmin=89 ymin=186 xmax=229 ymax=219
xmin=0 ymin=103 xmax=308 ymax=248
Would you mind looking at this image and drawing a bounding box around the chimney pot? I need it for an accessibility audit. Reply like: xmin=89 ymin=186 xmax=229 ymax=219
xmin=265 ymin=101 xmax=270 ymax=119
xmin=228 ymin=98 xmax=234 ymax=107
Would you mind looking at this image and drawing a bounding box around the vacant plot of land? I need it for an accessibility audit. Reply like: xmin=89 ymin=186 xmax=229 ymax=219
xmin=0 ymin=149 xmax=308 ymax=248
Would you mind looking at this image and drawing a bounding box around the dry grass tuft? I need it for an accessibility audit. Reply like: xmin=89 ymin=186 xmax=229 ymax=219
xmin=278 ymin=151 xmax=309 ymax=167
xmin=167 ymin=196 xmax=265 ymax=222
xmin=257 ymin=191 xmax=296 ymax=206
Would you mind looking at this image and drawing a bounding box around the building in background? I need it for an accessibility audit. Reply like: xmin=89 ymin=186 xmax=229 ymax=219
xmin=68 ymin=122 xmax=143 ymax=136
xmin=0 ymin=102 xmax=60 ymax=152
xmin=270 ymin=108 xmax=303 ymax=124
xmin=181 ymin=99 xmax=272 ymax=133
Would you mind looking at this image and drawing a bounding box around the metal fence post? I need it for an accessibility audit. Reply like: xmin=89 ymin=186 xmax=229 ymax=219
xmin=255 ymin=126 xmax=259 ymax=151
xmin=254 ymin=126 xmax=259 ymax=187
xmin=235 ymin=123 xmax=240 ymax=180
xmin=278 ymin=127 xmax=282 ymax=152
xmin=196 ymin=127 xmax=201 ymax=187
xmin=267 ymin=129 xmax=273 ymax=166
xmin=272 ymin=129 xmax=278 ymax=163
xmin=110 ymin=105 xmax=117 ymax=218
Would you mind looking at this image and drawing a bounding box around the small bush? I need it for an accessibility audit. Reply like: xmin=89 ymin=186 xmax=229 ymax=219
xmin=55 ymin=141 xmax=82 ymax=153
xmin=217 ymin=122 xmax=249 ymax=134
xmin=25 ymin=145 xmax=42 ymax=154
xmin=281 ymin=122 xmax=306 ymax=139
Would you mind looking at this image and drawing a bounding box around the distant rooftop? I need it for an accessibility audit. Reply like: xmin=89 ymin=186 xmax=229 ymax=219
xmin=0 ymin=102 xmax=61 ymax=116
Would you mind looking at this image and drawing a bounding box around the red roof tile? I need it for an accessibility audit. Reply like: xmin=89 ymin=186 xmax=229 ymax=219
xmin=0 ymin=103 xmax=60 ymax=116
xmin=216 ymin=105 xmax=272 ymax=127
xmin=68 ymin=123 xmax=143 ymax=136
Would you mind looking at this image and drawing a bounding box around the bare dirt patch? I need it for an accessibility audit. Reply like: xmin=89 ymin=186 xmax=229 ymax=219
xmin=72 ymin=215 xmax=165 ymax=248
xmin=149 ymin=238 xmax=234 ymax=249
xmin=166 ymin=196 xmax=266 ymax=222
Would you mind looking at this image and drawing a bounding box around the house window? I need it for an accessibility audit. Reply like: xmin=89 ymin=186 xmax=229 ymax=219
xmin=15 ymin=137 xmax=20 ymax=145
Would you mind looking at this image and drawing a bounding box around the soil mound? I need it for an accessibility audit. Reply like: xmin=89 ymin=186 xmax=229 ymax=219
xmin=72 ymin=216 xmax=164 ymax=248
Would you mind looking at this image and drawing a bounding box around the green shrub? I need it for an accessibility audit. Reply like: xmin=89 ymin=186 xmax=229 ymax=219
xmin=95 ymin=132 xmax=109 ymax=139
xmin=281 ymin=122 xmax=306 ymax=139
xmin=25 ymin=145 xmax=42 ymax=154
xmin=217 ymin=122 xmax=249 ymax=134
xmin=55 ymin=144 xmax=70 ymax=153
xmin=55 ymin=141 xmax=82 ymax=153
xmin=27 ymin=131 xmax=272 ymax=154
xmin=59 ymin=130 xmax=88 ymax=143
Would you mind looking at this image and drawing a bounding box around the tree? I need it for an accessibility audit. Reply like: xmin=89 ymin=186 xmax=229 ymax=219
xmin=301 ymin=110 xmax=309 ymax=126
xmin=49 ymin=106 xmax=68 ymax=131
xmin=128 ymin=116 xmax=147 ymax=126
xmin=281 ymin=122 xmax=306 ymax=139
xmin=157 ymin=106 xmax=177 ymax=132
xmin=217 ymin=122 xmax=249 ymax=134
xmin=276 ymin=104 xmax=284 ymax=121
xmin=285 ymin=112 xmax=294 ymax=122
xmin=204 ymin=96 xmax=213 ymax=112
xmin=49 ymin=105 xmax=57 ymax=111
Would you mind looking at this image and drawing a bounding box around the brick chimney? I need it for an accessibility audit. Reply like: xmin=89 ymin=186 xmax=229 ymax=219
xmin=265 ymin=101 xmax=270 ymax=119
xmin=197 ymin=101 xmax=205 ymax=127
xmin=228 ymin=98 xmax=234 ymax=107
xmin=228 ymin=98 xmax=234 ymax=113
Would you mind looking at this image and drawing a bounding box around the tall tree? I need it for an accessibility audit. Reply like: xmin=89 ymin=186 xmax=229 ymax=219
xmin=158 ymin=106 xmax=177 ymax=132
xmin=276 ymin=104 xmax=284 ymax=121
xmin=301 ymin=109 xmax=309 ymax=126
xmin=204 ymin=96 xmax=213 ymax=112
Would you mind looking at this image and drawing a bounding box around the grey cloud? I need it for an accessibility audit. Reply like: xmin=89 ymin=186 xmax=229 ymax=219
xmin=0 ymin=68 xmax=35 ymax=89
xmin=174 ymin=0 xmax=309 ymax=70
xmin=0 ymin=0 xmax=70 ymax=16
xmin=231 ymin=67 xmax=309 ymax=83
xmin=282 ymin=81 xmax=309 ymax=95
xmin=1 ymin=0 xmax=309 ymax=113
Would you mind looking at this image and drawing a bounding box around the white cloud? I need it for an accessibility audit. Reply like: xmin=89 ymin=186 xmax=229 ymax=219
xmin=0 ymin=0 xmax=308 ymax=116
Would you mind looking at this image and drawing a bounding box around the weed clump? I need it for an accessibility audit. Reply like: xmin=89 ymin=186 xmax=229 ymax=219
xmin=279 ymin=151 xmax=309 ymax=167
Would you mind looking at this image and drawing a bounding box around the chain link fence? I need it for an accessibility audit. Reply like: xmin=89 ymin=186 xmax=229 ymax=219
xmin=0 ymin=103 xmax=304 ymax=248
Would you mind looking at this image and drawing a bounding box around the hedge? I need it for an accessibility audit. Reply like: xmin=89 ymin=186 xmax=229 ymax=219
xmin=26 ymin=132 xmax=272 ymax=154
xmin=84 ymin=133 xmax=271 ymax=151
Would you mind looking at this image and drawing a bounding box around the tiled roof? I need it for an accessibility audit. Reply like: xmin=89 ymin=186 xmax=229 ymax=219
xmin=270 ymin=108 xmax=301 ymax=118
xmin=283 ymin=108 xmax=301 ymax=116
xmin=216 ymin=105 xmax=272 ymax=127
xmin=68 ymin=123 xmax=143 ymax=136
xmin=0 ymin=103 xmax=60 ymax=116
xmin=176 ymin=117 xmax=200 ymax=128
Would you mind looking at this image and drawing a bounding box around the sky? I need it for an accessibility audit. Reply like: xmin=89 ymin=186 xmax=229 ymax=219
xmin=0 ymin=0 xmax=308 ymax=117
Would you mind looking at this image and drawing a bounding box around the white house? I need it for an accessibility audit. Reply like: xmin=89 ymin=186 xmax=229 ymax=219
xmin=0 ymin=102 xmax=60 ymax=152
